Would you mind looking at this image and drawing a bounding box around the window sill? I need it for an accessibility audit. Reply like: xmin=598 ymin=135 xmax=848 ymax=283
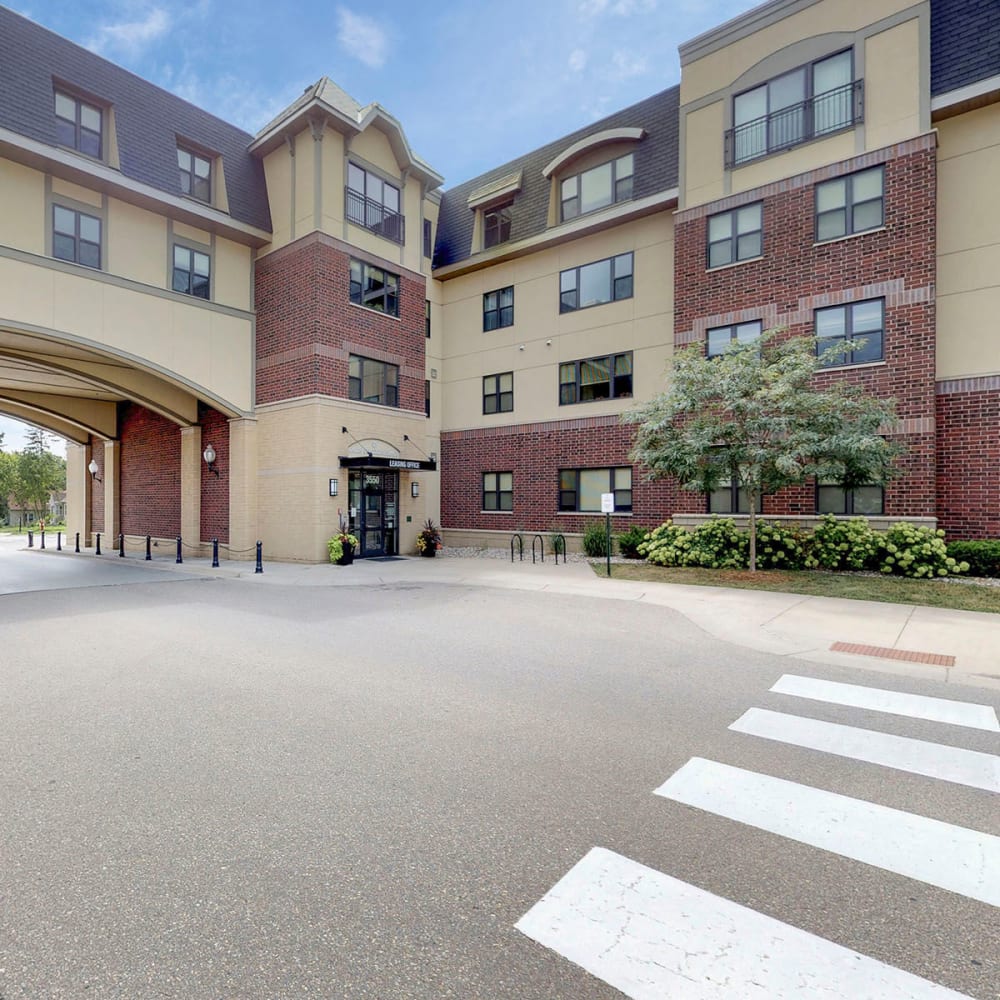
xmin=813 ymin=226 xmax=885 ymax=248
xmin=706 ymin=254 xmax=763 ymax=273
xmin=480 ymin=510 xmax=513 ymax=515
xmin=555 ymin=510 xmax=632 ymax=516
xmin=348 ymin=301 xmax=401 ymax=322
xmin=818 ymin=360 xmax=886 ymax=373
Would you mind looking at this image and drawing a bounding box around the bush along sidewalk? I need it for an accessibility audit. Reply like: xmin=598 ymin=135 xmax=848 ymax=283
xmin=946 ymin=540 xmax=1000 ymax=578
xmin=636 ymin=515 xmax=970 ymax=579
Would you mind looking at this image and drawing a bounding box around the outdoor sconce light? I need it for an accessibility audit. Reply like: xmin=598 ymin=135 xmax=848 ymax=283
xmin=329 ymin=478 xmax=339 ymax=497
xmin=411 ymin=481 xmax=420 ymax=498
xmin=203 ymin=444 xmax=219 ymax=476
xmin=88 ymin=458 xmax=102 ymax=482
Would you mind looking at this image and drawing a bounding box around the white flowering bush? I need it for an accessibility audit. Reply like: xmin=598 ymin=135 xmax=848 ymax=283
xmin=637 ymin=521 xmax=691 ymax=566
xmin=804 ymin=515 xmax=881 ymax=571
xmin=876 ymin=523 xmax=969 ymax=578
xmin=754 ymin=521 xmax=808 ymax=569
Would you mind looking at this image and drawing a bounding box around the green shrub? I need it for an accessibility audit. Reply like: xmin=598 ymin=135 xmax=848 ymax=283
xmin=876 ymin=523 xmax=969 ymax=578
xmin=638 ymin=521 xmax=691 ymax=566
xmin=549 ymin=532 xmax=566 ymax=557
xmin=754 ymin=521 xmax=808 ymax=569
xmin=582 ymin=520 xmax=615 ymax=558
xmin=617 ymin=525 xmax=648 ymax=559
xmin=946 ymin=540 xmax=1000 ymax=578
xmin=804 ymin=515 xmax=881 ymax=571
xmin=686 ymin=517 xmax=749 ymax=569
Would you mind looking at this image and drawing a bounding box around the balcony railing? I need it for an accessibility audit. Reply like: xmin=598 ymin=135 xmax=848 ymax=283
xmin=725 ymin=79 xmax=864 ymax=168
xmin=345 ymin=187 xmax=405 ymax=245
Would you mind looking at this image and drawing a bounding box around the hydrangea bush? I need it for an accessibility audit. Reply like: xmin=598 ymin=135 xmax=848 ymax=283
xmin=876 ymin=523 xmax=969 ymax=578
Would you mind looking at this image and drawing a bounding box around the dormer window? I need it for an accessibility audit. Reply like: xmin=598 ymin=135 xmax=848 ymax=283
xmin=560 ymin=153 xmax=633 ymax=222
xmin=178 ymin=146 xmax=212 ymax=203
xmin=484 ymin=203 xmax=512 ymax=248
xmin=54 ymin=91 xmax=102 ymax=159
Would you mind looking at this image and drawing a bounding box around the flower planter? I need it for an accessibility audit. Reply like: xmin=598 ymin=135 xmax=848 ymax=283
xmin=336 ymin=546 xmax=355 ymax=565
xmin=420 ymin=546 xmax=436 ymax=558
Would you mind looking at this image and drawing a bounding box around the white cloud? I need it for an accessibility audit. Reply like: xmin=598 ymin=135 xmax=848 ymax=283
xmin=608 ymin=49 xmax=648 ymax=79
xmin=87 ymin=6 xmax=170 ymax=59
xmin=579 ymin=0 xmax=657 ymax=16
xmin=568 ymin=48 xmax=588 ymax=72
xmin=336 ymin=8 xmax=387 ymax=69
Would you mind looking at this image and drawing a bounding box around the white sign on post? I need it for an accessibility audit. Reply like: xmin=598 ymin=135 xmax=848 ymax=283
xmin=600 ymin=493 xmax=615 ymax=513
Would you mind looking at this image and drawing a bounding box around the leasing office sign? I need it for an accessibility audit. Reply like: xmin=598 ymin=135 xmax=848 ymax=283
xmin=338 ymin=456 xmax=437 ymax=471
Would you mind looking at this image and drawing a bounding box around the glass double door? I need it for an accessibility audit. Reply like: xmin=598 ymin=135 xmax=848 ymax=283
xmin=348 ymin=470 xmax=398 ymax=557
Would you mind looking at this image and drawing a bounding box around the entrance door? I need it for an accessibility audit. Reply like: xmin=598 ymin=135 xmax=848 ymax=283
xmin=348 ymin=470 xmax=399 ymax=558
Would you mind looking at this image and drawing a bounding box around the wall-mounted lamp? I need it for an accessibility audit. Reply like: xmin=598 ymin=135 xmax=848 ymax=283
xmin=518 ymin=344 xmax=525 ymax=351
xmin=88 ymin=458 xmax=102 ymax=483
xmin=411 ymin=481 xmax=420 ymax=499
xmin=203 ymin=444 xmax=219 ymax=476
xmin=329 ymin=478 xmax=339 ymax=497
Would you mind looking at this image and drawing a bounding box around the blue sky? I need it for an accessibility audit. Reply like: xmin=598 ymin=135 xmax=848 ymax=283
xmin=1 ymin=0 xmax=757 ymax=451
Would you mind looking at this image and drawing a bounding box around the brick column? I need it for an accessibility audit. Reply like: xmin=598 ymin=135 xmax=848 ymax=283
xmin=180 ymin=425 xmax=202 ymax=552
xmin=228 ymin=417 xmax=258 ymax=561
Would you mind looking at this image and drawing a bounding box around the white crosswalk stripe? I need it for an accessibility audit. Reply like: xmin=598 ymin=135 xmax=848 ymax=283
xmin=517 ymin=675 xmax=999 ymax=998
xmin=517 ymin=848 xmax=976 ymax=1000
xmin=770 ymin=674 xmax=1000 ymax=731
xmin=655 ymin=756 xmax=1000 ymax=907
xmin=730 ymin=707 xmax=1000 ymax=792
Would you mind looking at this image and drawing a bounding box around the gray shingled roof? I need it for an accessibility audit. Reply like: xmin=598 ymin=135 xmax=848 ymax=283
xmin=0 ymin=6 xmax=271 ymax=232
xmin=931 ymin=0 xmax=1000 ymax=96
xmin=433 ymin=86 xmax=679 ymax=268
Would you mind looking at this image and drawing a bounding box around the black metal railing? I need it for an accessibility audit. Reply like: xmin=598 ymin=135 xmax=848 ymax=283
xmin=345 ymin=187 xmax=405 ymax=244
xmin=725 ymin=80 xmax=864 ymax=168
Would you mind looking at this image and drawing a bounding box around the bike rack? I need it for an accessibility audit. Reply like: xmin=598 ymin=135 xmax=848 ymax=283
xmin=552 ymin=534 xmax=566 ymax=565
xmin=510 ymin=533 xmax=524 ymax=562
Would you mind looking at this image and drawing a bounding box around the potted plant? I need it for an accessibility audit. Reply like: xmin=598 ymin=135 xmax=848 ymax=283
xmin=416 ymin=518 xmax=442 ymax=557
xmin=327 ymin=527 xmax=359 ymax=565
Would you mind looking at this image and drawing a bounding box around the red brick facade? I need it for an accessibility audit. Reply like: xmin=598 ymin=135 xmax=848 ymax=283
xmin=441 ymin=416 xmax=683 ymax=533
xmin=199 ymin=404 xmax=229 ymax=544
xmin=673 ymin=135 xmax=938 ymax=519
xmin=119 ymin=403 xmax=181 ymax=538
xmin=255 ymin=232 xmax=427 ymax=413
xmin=935 ymin=378 xmax=1000 ymax=538
xmin=89 ymin=444 xmax=104 ymax=535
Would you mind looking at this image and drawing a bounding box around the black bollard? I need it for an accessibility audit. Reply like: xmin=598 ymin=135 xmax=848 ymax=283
xmin=145 ymin=535 xmax=151 ymax=561
xmin=27 ymin=530 xmax=33 ymax=548
xmin=118 ymin=533 xmax=125 ymax=558
xmin=255 ymin=540 xmax=263 ymax=574
xmin=57 ymin=531 xmax=62 ymax=552
xmin=95 ymin=533 xmax=102 ymax=556
xmin=40 ymin=529 xmax=45 ymax=550
xmin=176 ymin=537 xmax=182 ymax=564
xmin=212 ymin=538 xmax=219 ymax=568
xmin=75 ymin=531 xmax=80 ymax=553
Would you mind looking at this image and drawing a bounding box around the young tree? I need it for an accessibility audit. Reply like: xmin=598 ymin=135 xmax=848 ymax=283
xmin=625 ymin=331 xmax=902 ymax=571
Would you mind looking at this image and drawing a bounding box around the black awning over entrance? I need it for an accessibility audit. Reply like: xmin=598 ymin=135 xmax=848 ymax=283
xmin=338 ymin=456 xmax=437 ymax=471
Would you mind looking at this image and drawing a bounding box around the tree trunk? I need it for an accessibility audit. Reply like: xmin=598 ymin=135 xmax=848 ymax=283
xmin=748 ymin=491 xmax=758 ymax=573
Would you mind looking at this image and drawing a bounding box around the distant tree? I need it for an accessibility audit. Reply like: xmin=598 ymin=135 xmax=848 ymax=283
xmin=0 ymin=450 xmax=14 ymax=524
xmin=13 ymin=442 xmax=65 ymax=520
xmin=625 ymin=330 xmax=902 ymax=571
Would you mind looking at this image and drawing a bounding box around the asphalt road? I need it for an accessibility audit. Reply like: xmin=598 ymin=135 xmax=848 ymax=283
xmin=0 ymin=546 xmax=997 ymax=998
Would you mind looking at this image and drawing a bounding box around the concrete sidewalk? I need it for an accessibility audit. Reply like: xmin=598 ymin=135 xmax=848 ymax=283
xmin=12 ymin=538 xmax=1000 ymax=691
xmin=101 ymin=545 xmax=1000 ymax=689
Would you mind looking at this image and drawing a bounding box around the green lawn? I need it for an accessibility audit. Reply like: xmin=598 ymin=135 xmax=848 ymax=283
xmin=593 ymin=562 xmax=1000 ymax=614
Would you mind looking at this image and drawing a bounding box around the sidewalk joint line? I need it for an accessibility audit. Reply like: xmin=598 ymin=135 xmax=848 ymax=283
xmin=759 ymin=594 xmax=813 ymax=628
xmin=891 ymin=604 xmax=917 ymax=648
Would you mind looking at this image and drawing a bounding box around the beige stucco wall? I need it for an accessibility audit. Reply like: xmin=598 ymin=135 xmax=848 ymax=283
xmin=864 ymin=18 xmax=922 ymax=150
xmin=0 ymin=159 xmax=45 ymax=253
xmin=936 ymin=103 xmax=1000 ymax=380
xmin=256 ymin=396 xmax=436 ymax=561
xmin=107 ymin=200 xmax=167 ymax=287
xmin=681 ymin=0 xmax=919 ymax=105
xmin=319 ymin=123 xmax=346 ymax=237
xmin=0 ymin=253 xmax=255 ymax=414
xmin=437 ymin=212 xmax=673 ymax=432
xmin=680 ymin=0 xmax=927 ymax=206
xmin=262 ymin=143 xmax=293 ymax=250
xmin=214 ymin=237 xmax=253 ymax=311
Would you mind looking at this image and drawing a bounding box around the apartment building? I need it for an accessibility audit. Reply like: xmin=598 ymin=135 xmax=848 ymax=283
xmin=0 ymin=0 xmax=996 ymax=561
